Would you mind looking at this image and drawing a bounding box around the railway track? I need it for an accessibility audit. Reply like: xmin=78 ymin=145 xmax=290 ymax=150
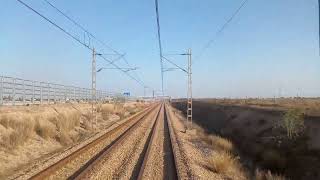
xmin=137 ymin=103 xmax=178 ymax=180
xmin=28 ymin=102 xmax=183 ymax=180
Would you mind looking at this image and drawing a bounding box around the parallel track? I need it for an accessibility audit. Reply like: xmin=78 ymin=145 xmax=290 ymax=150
xmin=30 ymin=103 xmax=160 ymax=180
xmin=72 ymin=104 xmax=162 ymax=179
xmin=29 ymin=102 xmax=181 ymax=179
xmin=137 ymin=104 xmax=178 ymax=180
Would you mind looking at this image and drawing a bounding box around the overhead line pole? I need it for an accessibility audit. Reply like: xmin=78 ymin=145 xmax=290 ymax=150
xmin=187 ymin=49 xmax=193 ymax=129
xmin=154 ymin=0 xmax=164 ymax=95
xmin=162 ymin=49 xmax=192 ymax=129
xmin=92 ymin=48 xmax=97 ymax=130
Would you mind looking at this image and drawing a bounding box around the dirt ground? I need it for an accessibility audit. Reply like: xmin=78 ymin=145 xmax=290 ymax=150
xmin=172 ymin=99 xmax=320 ymax=180
xmin=0 ymin=101 xmax=147 ymax=179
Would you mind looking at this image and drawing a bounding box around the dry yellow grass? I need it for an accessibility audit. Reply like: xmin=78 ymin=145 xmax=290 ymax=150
xmin=0 ymin=102 xmax=142 ymax=150
xmin=194 ymin=126 xmax=233 ymax=152
xmin=100 ymin=103 xmax=114 ymax=120
xmin=0 ymin=114 xmax=34 ymax=149
xmin=208 ymin=135 xmax=233 ymax=152
xmin=0 ymin=105 xmax=84 ymax=149
xmin=208 ymin=151 xmax=246 ymax=179
xmin=34 ymin=116 xmax=56 ymax=140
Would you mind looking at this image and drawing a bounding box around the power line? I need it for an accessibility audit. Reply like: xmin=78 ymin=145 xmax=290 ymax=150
xmin=17 ymin=0 xmax=91 ymax=50
xmin=161 ymin=56 xmax=187 ymax=73
xmin=42 ymin=0 xmax=144 ymax=81
xmin=194 ymin=0 xmax=249 ymax=62
xmin=16 ymin=0 xmax=146 ymax=88
xmin=99 ymin=55 xmax=145 ymax=86
xmin=154 ymin=0 xmax=164 ymax=95
xmin=43 ymin=0 xmax=120 ymax=55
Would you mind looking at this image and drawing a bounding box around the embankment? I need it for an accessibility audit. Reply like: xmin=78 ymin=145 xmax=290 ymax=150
xmin=172 ymin=100 xmax=320 ymax=180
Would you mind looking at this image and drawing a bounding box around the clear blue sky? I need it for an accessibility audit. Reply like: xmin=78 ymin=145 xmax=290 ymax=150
xmin=0 ymin=0 xmax=319 ymax=98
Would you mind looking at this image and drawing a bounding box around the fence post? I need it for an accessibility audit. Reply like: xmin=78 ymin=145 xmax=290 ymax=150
xmin=12 ymin=78 xmax=16 ymax=105
xmin=23 ymin=80 xmax=25 ymax=105
xmin=52 ymin=84 xmax=55 ymax=103
xmin=0 ymin=76 xmax=3 ymax=105
xmin=40 ymin=82 xmax=43 ymax=105
xmin=73 ymin=87 xmax=76 ymax=102
xmin=47 ymin=83 xmax=50 ymax=104
xmin=32 ymin=81 xmax=35 ymax=104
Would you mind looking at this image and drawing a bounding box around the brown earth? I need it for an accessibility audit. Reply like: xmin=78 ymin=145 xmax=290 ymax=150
xmin=172 ymin=99 xmax=320 ymax=180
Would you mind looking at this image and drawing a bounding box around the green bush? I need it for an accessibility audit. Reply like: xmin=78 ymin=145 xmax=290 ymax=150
xmin=282 ymin=109 xmax=305 ymax=139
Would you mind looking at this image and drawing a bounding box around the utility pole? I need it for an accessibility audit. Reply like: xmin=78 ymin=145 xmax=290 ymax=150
xmin=92 ymin=48 xmax=97 ymax=130
xmin=187 ymin=48 xmax=193 ymax=129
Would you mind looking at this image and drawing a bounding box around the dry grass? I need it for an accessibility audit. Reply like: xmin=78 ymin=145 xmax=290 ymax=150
xmin=0 ymin=114 xmax=34 ymax=149
xmin=208 ymin=151 xmax=246 ymax=179
xmin=195 ymin=126 xmax=246 ymax=179
xmin=0 ymin=115 xmax=9 ymax=128
xmin=195 ymin=127 xmax=233 ymax=152
xmin=208 ymin=135 xmax=233 ymax=152
xmin=0 ymin=102 xmax=143 ymax=150
xmin=255 ymin=169 xmax=286 ymax=180
xmin=0 ymin=106 xmax=83 ymax=149
xmin=100 ymin=104 xmax=114 ymax=120
xmin=58 ymin=130 xmax=72 ymax=146
xmin=34 ymin=116 xmax=56 ymax=140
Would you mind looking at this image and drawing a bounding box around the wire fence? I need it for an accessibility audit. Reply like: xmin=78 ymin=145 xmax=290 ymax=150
xmin=0 ymin=75 xmax=113 ymax=105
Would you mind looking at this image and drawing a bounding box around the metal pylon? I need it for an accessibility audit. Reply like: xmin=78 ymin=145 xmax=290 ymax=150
xmin=92 ymin=48 xmax=97 ymax=130
xmin=187 ymin=48 xmax=192 ymax=129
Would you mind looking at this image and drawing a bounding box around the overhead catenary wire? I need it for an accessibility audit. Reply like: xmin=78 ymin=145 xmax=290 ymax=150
xmin=194 ymin=0 xmax=249 ymax=62
xmin=42 ymin=0 xmax=145 ymax=81
xmin=16 ymin=0 xmax=147 ymax=88
xmin=161 ymin=56 xmax=187 ymax=73
xmin=43 ymin=0 xmax=122 ymax=56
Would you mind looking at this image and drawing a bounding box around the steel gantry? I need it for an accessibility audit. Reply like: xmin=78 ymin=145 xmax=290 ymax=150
xmin=162 ymin=49 xmax=193 ymax=129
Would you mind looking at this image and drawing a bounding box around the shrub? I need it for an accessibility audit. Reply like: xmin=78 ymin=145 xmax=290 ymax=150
xmin=281 ymin=109 xmax=305 ymax=139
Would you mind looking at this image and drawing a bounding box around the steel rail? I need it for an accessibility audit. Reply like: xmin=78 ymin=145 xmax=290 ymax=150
xmin=29 ymin=103 xmax=159 ymax=180
xmin=164 ymin=103 xmax=192 ymax=179
xmin=137 ymin=103 xmax=178 ymax=180
xmin=72 ymin=103 xmax=162 ymax=179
